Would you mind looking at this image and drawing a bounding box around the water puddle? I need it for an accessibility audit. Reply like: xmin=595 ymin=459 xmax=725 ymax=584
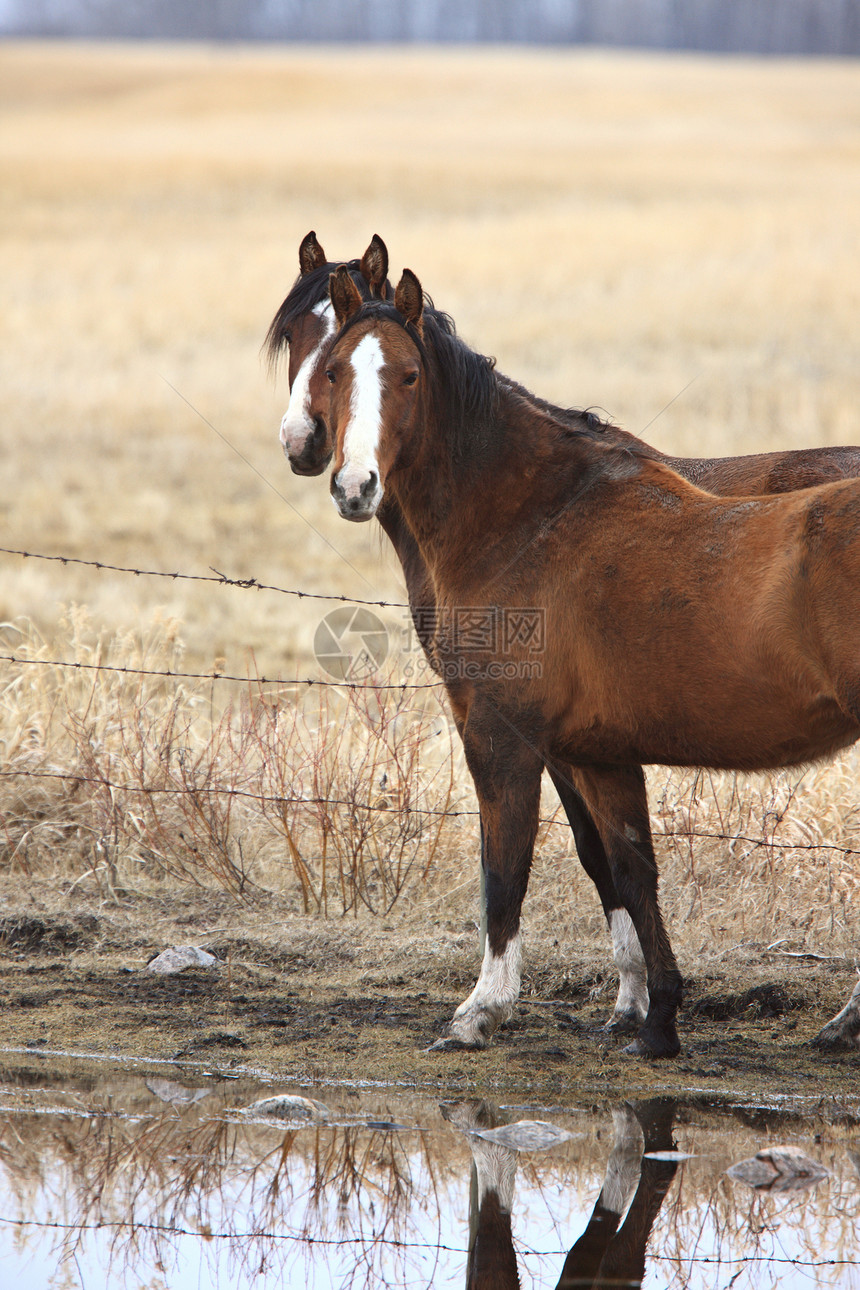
xmin=0 ymin=1052 xmax=858 ymax=1288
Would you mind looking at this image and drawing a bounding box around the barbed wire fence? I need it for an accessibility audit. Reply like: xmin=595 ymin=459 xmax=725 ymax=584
xmin=2 ymin=543 xmax=860 ymax=903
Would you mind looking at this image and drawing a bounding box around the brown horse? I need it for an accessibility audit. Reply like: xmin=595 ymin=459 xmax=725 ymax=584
xmin=266 ymin=235 xmax=679 ymax=1034
xmin=322 ymin=264 xmax=860 ymax=1059
xmin=266 ymin=234 xmax=860 ymax=1051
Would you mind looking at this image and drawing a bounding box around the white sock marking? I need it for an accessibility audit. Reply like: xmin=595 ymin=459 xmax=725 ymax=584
xmin=610 ymin=908 xmax=649 ymax=1021
xmin=454 ymin=932 xmax=522 ymax=1027
xmin=600 ymin=1106 xmax=645 ymax=1215
xmin=472 ymin=1140 xmax=518 ymax=1212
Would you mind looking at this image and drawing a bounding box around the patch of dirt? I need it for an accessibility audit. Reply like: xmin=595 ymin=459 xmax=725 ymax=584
xmin=0 ymin=885 xmax=855 ymax=1104
xmin=0 ymin=914 xmax=99 ymax=953
xmin=688 ymin=982 xmax=807 ymax=1021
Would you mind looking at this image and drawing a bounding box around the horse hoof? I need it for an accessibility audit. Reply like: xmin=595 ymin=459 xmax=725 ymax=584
xmin=603 ymin=1009 xmax=643 ymax=1036
xmin=427 ymin=1035 xmax=485 ymax=1053
xmin=811 ymin=1026 xmax=860 ymax=1052
xmin=623 ymin=1034 xmax=681 ymax=1060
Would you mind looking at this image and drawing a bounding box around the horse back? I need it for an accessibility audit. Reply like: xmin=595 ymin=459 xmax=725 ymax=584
xmin=665 ymin=445 xmax=860 ymax=497
xmin=529 ymin=465 xmax=860 ymax=768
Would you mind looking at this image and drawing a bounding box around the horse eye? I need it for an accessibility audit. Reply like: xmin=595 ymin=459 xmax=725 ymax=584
xmin=326 ymin=369 xmax=336 ymax=384
xmin=404 ymin=371 xmax=419 ymax=387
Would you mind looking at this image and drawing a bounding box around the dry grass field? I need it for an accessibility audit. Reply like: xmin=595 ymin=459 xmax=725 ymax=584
xmin=1 ymin=42 xmax=860 ymax=1074
xmin=3 ymin=43 xmax=860 ymax=669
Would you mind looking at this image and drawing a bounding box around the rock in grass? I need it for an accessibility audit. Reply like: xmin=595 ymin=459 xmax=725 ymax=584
xmin=727 ymin=1145 xmax=828 ymax=1192
xmin=146 ymin=946 xmax=219 ymax=975
xmin=242 ymin=1094 xmax=330 ymax=1124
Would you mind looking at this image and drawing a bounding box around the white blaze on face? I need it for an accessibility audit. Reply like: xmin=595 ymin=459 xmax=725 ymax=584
xmin=337 ymin=333 xmax=386 ymax=500
xmin=279 ymin=300 xmax=335 ymax=451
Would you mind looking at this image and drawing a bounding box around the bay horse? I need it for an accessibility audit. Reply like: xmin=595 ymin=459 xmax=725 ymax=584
xmin=265 ymin=234 xmax=860 ymax=1052
xmin=267 ymin=234 xmax=681 ymax=1035
xmin=322 ymin=264 xmax=860 ymax=1059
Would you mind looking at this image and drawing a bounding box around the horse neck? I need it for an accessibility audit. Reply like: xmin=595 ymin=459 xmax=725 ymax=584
xmin=387 ymin=374 xmax=595 ymax=585
xmin=375 ymin=496 xmax=434 ymax=610
xmin=599 ymin=423 xmax=666 ymax=460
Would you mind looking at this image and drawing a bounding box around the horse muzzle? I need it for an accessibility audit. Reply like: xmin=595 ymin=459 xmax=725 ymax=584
xmin=330 ymin=469 xmax=382 ymax=522
xmin=283 ymin=416 xmax=332 ymax=476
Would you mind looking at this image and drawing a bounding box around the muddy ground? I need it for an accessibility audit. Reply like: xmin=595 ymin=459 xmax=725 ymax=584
xmin=0 ymin=884 xmax=857 ymax=1107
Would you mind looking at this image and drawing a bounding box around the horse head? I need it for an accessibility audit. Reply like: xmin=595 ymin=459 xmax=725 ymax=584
xmin=267 ymin=231 xmax=390 ymax=475
xmin=326 ymin=267 xmax=425 ymax=522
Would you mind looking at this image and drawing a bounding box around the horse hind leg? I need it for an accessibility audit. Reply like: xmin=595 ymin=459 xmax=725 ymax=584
xmin=608 ymin=907 xmax=650 ymax=1032
xmin=548 ymin=764 xmax=649 ymax=1033
xmin=576 ymin=765 xmax=682 ymax=1058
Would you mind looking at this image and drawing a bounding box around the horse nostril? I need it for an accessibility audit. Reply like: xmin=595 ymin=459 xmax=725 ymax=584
xmin=360 ymin=471 xmax=378 ymax=500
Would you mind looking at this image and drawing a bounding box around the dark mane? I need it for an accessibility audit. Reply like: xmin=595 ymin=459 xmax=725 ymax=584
xmin=496 ymin=375 xmax=617 ymax=437
xmin=264 ymin=258 xmax=365 ymax=369
xmin=267 ymin=263 xmax=617 ymax=450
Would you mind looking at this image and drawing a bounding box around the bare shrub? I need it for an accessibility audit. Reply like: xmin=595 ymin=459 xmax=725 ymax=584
xmin=1 ymin=610 xmax=858 ymax=962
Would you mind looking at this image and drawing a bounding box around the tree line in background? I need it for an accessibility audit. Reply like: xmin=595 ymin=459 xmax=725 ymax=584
xmin=5 ymin=0 xmax=860 ymax=54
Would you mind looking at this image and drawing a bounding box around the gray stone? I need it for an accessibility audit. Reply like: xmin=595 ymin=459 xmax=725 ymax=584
xmin=474 ymin=1120 xmax=572 ymax=1152
xmin=146 ymin=946 xmax=219 ymax=975
xmin=242 ymin=1094 xmax=330 ymax=1124
xmin=728 ymin=1145 xmax=828 ymax=1192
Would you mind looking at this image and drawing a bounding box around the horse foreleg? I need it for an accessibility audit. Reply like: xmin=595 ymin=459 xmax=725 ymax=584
xmin=548 ymin=763 xmax=650 ymax=1033
xmin=431 ymin=714 xmax=542 ymax=1051
xmin=575 ymin=765 xmax=682 ymax=1058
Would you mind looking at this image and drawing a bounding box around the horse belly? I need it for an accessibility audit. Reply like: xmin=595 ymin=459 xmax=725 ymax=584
xmin=552 ymin=677 xmax=860 ymax=772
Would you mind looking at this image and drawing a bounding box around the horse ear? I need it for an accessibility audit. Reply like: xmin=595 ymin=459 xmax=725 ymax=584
xmin=299 ymin=230 xmax=327 ymax=276
xmin=360 ymin=234 xmax=389 ymax=299
xmin=394 ymin=269 xmax=424 ymax=333
xmin=330 ymin=266 xmax=364 ymax=326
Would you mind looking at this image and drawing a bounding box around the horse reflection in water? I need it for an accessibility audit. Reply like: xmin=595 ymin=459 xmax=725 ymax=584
xmin=443 ymin=1099 xmax=678 ymax=1289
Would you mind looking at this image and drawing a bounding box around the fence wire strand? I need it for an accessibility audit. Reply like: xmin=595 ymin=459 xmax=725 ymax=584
xmin=1 ymin=766 xmax=859 ymax=859
xmin=0 ymin=544 xmax=410 ymax=609
xmin=0 ymin=652 xmax=442 ymax=691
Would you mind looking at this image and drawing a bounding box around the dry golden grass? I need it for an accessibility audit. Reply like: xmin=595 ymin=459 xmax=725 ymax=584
xmin=1 ymin=42 xmax=860 ymax=961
